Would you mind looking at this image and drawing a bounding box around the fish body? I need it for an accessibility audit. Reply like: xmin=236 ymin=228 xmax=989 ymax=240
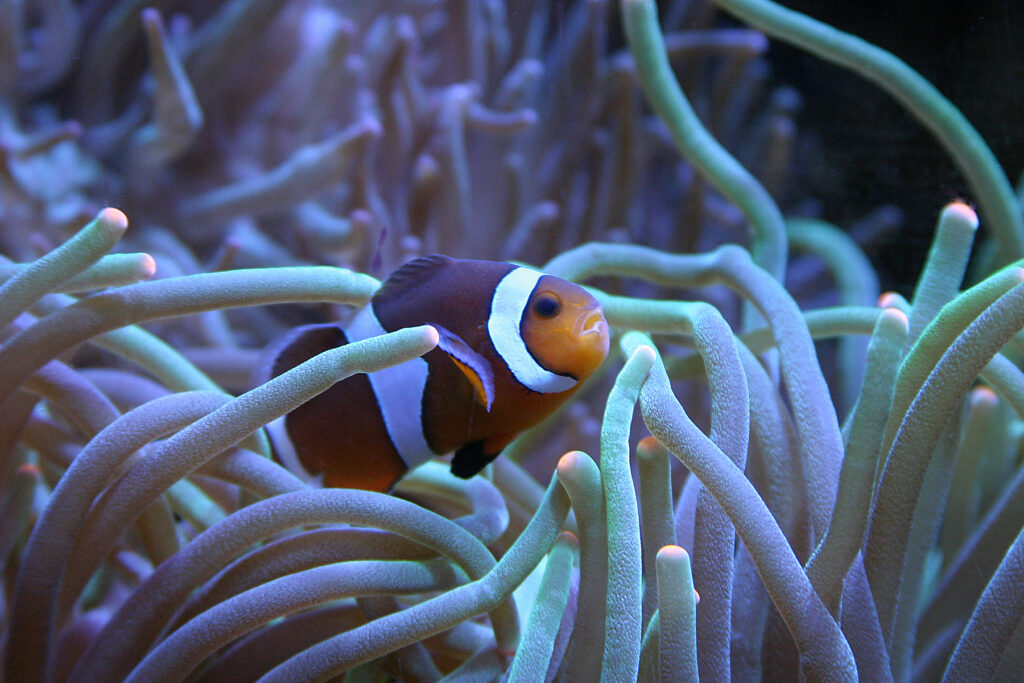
xmin=258 ymin=255 xmax=609 ymax=491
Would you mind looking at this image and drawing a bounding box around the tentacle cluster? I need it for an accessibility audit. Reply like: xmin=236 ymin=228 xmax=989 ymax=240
xmin=1 ymin=0 xmax=1023 ymax=681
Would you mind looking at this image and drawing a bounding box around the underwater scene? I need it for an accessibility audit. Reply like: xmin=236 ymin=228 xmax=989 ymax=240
xmin=2 ymin=0 xmax=1023 ymax=680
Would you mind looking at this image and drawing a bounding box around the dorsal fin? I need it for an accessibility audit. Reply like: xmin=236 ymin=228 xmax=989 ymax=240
xmin=374 ymin=254 xmax=455 ymax=303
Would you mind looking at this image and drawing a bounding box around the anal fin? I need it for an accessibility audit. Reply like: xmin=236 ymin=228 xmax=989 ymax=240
xmin=450 ymin=433 xmax=516 ymax=478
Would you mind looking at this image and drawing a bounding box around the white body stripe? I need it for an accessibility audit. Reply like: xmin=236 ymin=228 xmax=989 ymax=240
xmin=346 ymin=305 xmax=434 ymax=468
xmin=488 ymin=267 xmax=578 ymax=394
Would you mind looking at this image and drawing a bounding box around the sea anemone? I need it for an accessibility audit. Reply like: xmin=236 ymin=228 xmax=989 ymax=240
xmin=2 ymin=0 xmax=1023 ymax=681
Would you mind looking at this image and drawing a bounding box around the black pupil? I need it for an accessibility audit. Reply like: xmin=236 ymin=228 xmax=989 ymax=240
xmin=534 ymin=295 xmax=560 ymax=318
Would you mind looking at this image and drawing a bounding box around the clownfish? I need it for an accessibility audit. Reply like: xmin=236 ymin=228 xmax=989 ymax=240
xmin=257 ymin=255 xmax=610 ymax=491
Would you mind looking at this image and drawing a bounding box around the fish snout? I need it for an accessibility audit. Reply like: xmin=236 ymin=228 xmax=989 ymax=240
xmin=572 ymin=308 xmax=610 ymax=373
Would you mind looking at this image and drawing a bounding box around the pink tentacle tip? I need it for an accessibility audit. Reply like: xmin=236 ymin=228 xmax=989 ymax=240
xmin=556 ymin=450 xmax=588 ymax=475
xmin=140 ymin=253 xmax=158 ymax=279
xmin=633 ymin=344 xmax=657 ymax=363
xmin=637 ymin=435 xmax=665 ymax=458
xmin=98 ymin=207 xmax=129 ymax=233
xmin=879 ymin=307 xmax=909 ymax=330
xmin=969 ymin=385 xmax=998 ymax=407
xmin=942 ymin=200 xmax=979 ymax=228
xmin=423 ymin=325 xmax=441 ymax=349
xmin=656 ymin=544 xmax=688 ymax=561
xmin=557 ymin=531 xmax=579 ymax=550
xmin=877 ymin=291 xmax=906 ymax=310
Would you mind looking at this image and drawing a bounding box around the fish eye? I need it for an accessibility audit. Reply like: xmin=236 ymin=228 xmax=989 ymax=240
xmin=532 ymin=293 xmax=561 ymax=319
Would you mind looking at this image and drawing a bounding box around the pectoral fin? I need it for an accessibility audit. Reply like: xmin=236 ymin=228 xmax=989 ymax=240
xmin=433 ymin=324 xmax=495 ymax=411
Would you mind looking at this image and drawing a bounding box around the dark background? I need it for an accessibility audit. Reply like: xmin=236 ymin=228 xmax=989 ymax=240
xmin=770 ymin=0 xmax=1024 ymax=292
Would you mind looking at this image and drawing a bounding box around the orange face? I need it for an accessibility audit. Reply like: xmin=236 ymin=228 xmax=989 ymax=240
xmin=520 ymin=275 xmax=610 ymax=384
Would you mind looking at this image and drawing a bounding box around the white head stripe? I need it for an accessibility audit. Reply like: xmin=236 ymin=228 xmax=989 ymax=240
xmin=346 ymin=305 xmax=434 ymax=468
xmin=488 ymin=267 xmax=578 ymax=394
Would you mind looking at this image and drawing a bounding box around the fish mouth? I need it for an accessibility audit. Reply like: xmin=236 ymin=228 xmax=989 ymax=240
xmin=575 ymin=310 xmax=609 ymax=339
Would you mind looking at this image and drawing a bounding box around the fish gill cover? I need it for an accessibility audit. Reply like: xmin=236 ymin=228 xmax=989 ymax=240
xmin=0 ymin=0 xmax=1022 ymax=681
